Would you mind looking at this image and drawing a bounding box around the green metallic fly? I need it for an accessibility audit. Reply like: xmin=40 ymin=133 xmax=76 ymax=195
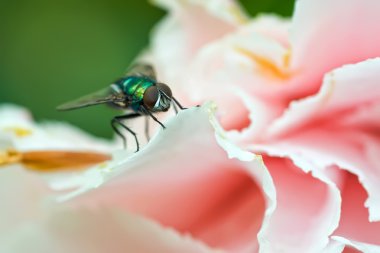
xmin=57 ymin=63 xmax=185 ymax=152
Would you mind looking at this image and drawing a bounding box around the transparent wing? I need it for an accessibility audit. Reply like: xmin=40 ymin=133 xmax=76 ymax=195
xmin=56 ymin=87 xmax=126 ymax=111
xmin=125 ymin=62 xmax=156 ymax=80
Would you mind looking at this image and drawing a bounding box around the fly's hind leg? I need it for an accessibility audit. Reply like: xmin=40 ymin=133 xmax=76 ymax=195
xmin=111 ymin=113 xmax=142 ymax=152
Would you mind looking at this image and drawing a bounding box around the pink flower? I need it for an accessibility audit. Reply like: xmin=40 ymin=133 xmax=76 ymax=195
xmin=146 ymin=0 xmax=380 ymax=251
xmin=2 ymin=0 xmax=380 ymax=252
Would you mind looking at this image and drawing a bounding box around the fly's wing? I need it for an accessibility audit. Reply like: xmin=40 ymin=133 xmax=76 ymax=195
xmin=56 ymin=87 xmax=126 ymax=111
xmin=125 ymin=63 xmax=157 ymax=80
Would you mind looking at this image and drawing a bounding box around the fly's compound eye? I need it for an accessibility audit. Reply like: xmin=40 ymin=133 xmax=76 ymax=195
xmin=156 ymin=83 xmax=172 ymax=98
xmin=143 ymin=86 xmax=159 ymax=109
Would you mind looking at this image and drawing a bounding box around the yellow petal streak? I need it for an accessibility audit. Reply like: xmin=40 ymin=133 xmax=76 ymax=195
xmin=235 ymin=47 xmax=291 ymax=80
xmin=0 ymin=149 xmax=111 ymax=172
xmin=4 ymin=127 xmax=33 ymax=137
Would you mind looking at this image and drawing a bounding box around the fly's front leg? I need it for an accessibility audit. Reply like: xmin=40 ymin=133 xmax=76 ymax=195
xmin=172 ymin=100 xmax=179 ymax=114
xmin=111 ymin=113 xmax=142 ymax=152
xmin=172 ymin=97 xmax=187 ymax=110
xmin=141 ymin=106 xmax=166 ymax=129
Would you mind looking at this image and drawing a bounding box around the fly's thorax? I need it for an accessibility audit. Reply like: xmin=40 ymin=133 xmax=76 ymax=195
xmin=114 ymin=76 xmax=155 ymax=100
xmin=111 ymin=76 xmax=155 ymax=110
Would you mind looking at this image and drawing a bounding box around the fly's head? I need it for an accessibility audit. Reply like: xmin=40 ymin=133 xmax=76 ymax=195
xmin=143 ymin=83 xmax=172 ymax=112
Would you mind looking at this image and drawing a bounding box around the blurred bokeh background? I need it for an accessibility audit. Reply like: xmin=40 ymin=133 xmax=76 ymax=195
xmin=0 ymin=0 xmax=294 ymax=138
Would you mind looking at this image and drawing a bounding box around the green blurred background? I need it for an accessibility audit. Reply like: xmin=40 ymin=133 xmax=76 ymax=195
xmin=0 ymin=0 xmax=294 ymax=138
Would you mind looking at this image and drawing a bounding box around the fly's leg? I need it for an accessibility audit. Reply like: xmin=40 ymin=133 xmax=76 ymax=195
xmin=111 ymin=113 xmax=141 ymax=152
xmin=142 ymin=106 xmax=166 ymax=129
xmin=172 ymin=97 xmax=187 ymax=110
xmin=145 ymin=116 xmax=150 ymax=142
xmin=111 ymin=119 xmax=127 ymax=148
xmin=172 ymin=100 xmax=179 ymax=114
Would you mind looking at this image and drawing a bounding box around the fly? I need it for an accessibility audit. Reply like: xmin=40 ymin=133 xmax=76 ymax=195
xmin=57 ymin=63 xmax=185 ymax=152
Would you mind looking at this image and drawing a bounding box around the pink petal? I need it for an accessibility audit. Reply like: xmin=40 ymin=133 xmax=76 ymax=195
xmin=63 ymin=104 xmax=273 ymax=252
xmin=151 ymin=13 xmax=294 ymax=129
xmin=329 ymin=236 xmax=380 ymax=253
xmin=245 ymin=15 xmax=290 ymax=47
xmin=0 ymin=208 xmax=219 ymax=253
xmin=256 ymin=156 xmax=341 ymax=252
xmin=322 ymin=236 xmax=380 ymax=253
xmin=267 ymin=58 xmax=380 ymax=138
xmin=254 ymin=126 xmax=380 ymax=222
xmin=151 ymin=0 xmax=246 ymax=90
xmin=291 ymin=0 xmax=380 ymax=84
xmin=334 ymin=172 xmax=380 ymax=244
xmin=227 ymin=89 xmax=286 ymax=142
xmin=177 ymin=27 xmax=290 ymax=128
xmin=338 ymin=101 xmax=380 ymax=130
